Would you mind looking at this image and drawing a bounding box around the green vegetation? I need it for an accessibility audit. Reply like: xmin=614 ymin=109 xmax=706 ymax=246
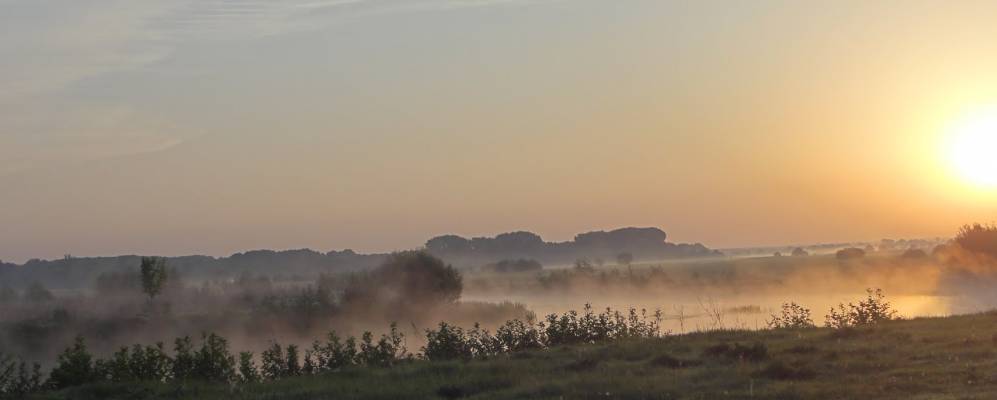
xmin=1 ymin=289 xmax=986 ymax=400
xmin=21 ymin=307 xmax=997 ymax=399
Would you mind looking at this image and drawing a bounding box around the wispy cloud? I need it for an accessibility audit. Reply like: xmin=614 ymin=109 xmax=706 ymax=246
xmin=0 ymin=0 xmax=558 ymax=174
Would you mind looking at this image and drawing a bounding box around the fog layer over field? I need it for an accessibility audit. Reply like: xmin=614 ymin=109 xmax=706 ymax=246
xmin=3 ymin=226 xmax=992 ymax=371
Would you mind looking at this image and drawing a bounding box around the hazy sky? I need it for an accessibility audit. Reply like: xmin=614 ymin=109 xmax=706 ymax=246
xmin=3 ymin=0 xmax=997 ymax=263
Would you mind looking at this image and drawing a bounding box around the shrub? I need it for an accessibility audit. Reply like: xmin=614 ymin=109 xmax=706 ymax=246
xmin=767 ymin=303 xmax=815 ymax=329
xmin=238 ymin=352 xmax=260 ymax=384
xmin=424 ymin=322 xmax=472 ymax=361
xmin=495 ymin=319 xmax=544 ymax=352
xmin=47 ymin=336 xmax=97 ymax=389
xmin=261 ymin=342 xmax=286 ymax=380
xmin=467 ymin=323 xmax=502 ymax=359
xmin=0 ymin=353 xmax=42 ymax=398
xmin=543 ymin=305 xmax=663 ymax=347
xmin=357 ymin=323 xmax=407 ymax=367
xmin=302 ymin=349 xmax=316 ymax=375
xmin=824 ymin=289 xmax=897 ymax=329
xmin=93 ymin=343 xmax=169 ymax=383
xmin=312 ymin=331 xmax=358 ymax=371
xmin=284 ymin=344 xmax=301 ymax=377
xmin=172 ymin=336 xmax=195 ymax=381
xmin=193 ymin=333 xmax=236 ymax=383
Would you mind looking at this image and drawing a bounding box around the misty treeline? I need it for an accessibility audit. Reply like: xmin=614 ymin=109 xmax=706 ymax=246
xmin=0 ymin=251 xmax=530 ymax=368
xmin=0 ymin=227 xmax=720 ymax=291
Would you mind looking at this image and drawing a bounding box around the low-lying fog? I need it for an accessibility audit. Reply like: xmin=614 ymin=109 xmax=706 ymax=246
xmin=4 ymin=239 xmax=996 ymax=369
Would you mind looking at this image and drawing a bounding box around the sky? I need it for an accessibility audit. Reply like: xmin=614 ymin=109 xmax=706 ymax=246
xmin=3 ymin=0 xmax=997 ymax=263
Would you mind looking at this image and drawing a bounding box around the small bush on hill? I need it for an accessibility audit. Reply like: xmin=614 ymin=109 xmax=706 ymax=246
xmin=424 ymin=322 xmax=472 ymax=361
xmin=825 ymin=288 xmax=897 ymax=329
xmin=768 ymin=302 xmax=815 ymax=329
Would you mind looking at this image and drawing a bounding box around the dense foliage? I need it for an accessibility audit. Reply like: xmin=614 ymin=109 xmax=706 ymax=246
xmin=824 ymin=289 xmax=897 ymax=328
xmin=767 ymin=302 xmax=816 ymax=329
xmin=955 ymin=223 xmax=997 ymax=259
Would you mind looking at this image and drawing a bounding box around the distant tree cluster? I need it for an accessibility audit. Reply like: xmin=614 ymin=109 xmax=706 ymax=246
xmin=425 ymin=227 xmax=720 ymax=266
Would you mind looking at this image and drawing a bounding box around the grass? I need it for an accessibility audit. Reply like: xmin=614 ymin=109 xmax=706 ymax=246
xmin=32 ymin=310 xmax=997 ymax=399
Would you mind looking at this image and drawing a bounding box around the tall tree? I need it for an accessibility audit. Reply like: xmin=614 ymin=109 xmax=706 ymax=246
xmin=140 ymin=257 xmax=168 ymax=300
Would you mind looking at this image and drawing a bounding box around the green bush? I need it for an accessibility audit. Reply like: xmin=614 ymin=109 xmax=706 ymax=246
xmin=768 ymin=302 xmax=815 ymax=329
xmin=357 ymin=323 xmax=407 ymax=367
xmin=172 ymin=336 xmax=195 ymax=381
xmin=0 ymin=353 xmax=42 ymax=399
xmin=47 ymin=336 xmax=97 ymax=389
xmin=825 ymin=289 xmax=897 ymax=329
xmin=311 ymin=331 xmax=358 ymax=371
xmin=193 ymin=333 xmax=235 ymax=383
xmin=495 ymin=319 xmax=544 ymax=353
xmin=424 ymin=322 xmax=472 ymax=361
xmin=261 ymin=342 xmax=287 ymax=380
xmin=237 ymin=352 xmax=260 ymax=384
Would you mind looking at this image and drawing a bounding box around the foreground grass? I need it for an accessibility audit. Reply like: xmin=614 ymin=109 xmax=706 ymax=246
xmin=35 ymin=311 xmax=997 ymax=400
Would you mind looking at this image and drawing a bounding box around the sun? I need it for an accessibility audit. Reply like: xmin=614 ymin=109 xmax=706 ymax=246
xmin=946 ymin=106 xmax=997 ymax=187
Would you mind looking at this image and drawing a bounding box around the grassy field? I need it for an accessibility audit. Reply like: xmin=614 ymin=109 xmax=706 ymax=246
xmin=34 ymin=310 xmax=997 ymax=400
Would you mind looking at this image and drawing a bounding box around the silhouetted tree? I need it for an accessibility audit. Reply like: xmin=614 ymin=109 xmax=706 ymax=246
xmin=955 ymin=223 xmax=997 ymax=259
xmin=140 ymin=257 xmax=168 ymax=300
